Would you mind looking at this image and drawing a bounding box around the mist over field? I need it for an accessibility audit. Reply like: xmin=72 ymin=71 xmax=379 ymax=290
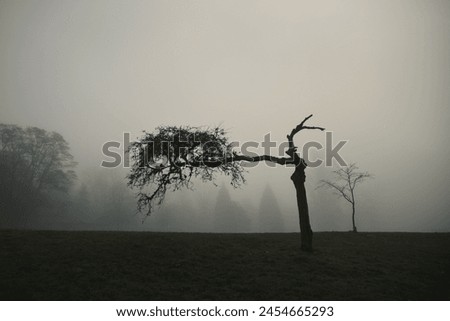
xmin=1 ymin=0 xmax=449 ymax=233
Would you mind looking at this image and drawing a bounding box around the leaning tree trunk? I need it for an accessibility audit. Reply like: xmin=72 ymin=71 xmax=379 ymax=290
xmin=283 ymin=114 xmax=324 ymax=252
xmin=291 ymin=163 xmax=313 ymax=252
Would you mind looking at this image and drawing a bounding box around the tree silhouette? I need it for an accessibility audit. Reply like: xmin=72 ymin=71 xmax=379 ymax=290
xmin=258 ymin=185 xmax=284 ymax=232
xmin=0 ymin=124 xmax=76 ymax=227
xmin=318 ymin=163 xmax=372 ymax=232
xmin=127 ymin=115 xmax=324 ymax=251
xmin=214 ymin=185 xmax=250 ymax=233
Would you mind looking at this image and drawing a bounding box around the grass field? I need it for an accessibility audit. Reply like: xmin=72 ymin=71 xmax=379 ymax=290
xmin=0 ymin=230 xmax=449 ymax=300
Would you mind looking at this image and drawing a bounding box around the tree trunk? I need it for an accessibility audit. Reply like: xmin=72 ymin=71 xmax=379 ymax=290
xmin=291 ymin=164 xmax=313 ymax=252
xmin=351 ymin=203 xmax=357 ymax=232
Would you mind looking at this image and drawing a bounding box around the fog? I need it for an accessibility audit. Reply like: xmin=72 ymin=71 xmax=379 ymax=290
xmin=1 ymin=0 xmax=449 ymax=232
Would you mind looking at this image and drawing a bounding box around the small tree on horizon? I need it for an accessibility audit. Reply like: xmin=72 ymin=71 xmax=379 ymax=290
xmin=318 ymin=163 xmax=372 ymax=232
xmin=127 ymin=115 xmax=325 ymax=252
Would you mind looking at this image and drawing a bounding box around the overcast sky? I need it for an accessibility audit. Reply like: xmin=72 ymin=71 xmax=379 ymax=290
xmin=1 ymin=0 xmax=449 ymax=231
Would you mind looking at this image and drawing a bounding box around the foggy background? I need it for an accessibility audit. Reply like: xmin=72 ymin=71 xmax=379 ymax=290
xmin=1 ymin=0 xmax=449 ymax=232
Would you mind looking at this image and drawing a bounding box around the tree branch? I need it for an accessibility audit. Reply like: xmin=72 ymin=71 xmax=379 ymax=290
xmin=173 ymin=154 xmax=295 ymax=168
xmin=351 ymin=173 xmax=372 ymax=190
xmin=286 ymin=114 xmax=325 ymax=162
xmin=319 ymin=180 xmax=353 ymax=203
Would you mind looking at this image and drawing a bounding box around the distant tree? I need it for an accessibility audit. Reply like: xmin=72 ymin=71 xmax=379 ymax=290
xmin=71 ymin=183 xmax=93 ymax=224
xmin=0 ymin=124 xmax=76 ymax=226
xmin=214 ymin=185 xmax=250 ymax=233
xmin=127 ymin=115 xmax=324 ymax=251
xmin=318 ymin=163 xmax=372 ymax=232
xmin=258 ymin=185 xmax=284 ymax=232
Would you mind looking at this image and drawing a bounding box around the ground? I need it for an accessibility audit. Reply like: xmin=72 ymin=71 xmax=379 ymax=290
xmin=0 ymin=230 xmax=449 ymax=300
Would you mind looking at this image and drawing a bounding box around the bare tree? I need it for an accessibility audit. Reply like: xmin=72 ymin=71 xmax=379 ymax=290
xmin=127 ymin=115 xmax=324 ymax=251
xmin=318 ymin=163 xmax=372 ymax=232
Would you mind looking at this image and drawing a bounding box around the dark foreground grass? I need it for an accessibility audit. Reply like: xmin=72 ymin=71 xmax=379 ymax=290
xmin=0 ymin=230 xmax=449 ymax=300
